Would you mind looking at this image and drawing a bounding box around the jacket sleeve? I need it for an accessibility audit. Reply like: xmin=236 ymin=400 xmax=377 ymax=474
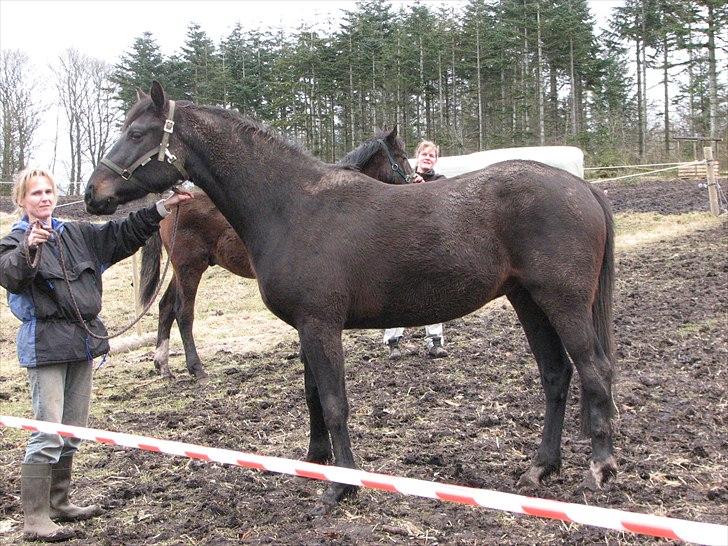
xmin=83 ymin=204 xmax=164 ymax=268
xmin=0 ymin=231 xmax=39 ymax=294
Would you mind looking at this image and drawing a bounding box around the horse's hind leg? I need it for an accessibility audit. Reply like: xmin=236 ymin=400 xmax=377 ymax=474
xmin=175 ymin=264 xmax=208 ymax=379
xmin=538 ymin=297 xmax=616 ymax=489
xmin=508 ymin=287 xmax=573 ymax=488
xmin=300 ymin=352 xmax=333 ymax=464
xmin=154 ymin=280 xmax=177 ymax=379
xmin=297 ymin=319 xmax=357 ymax=513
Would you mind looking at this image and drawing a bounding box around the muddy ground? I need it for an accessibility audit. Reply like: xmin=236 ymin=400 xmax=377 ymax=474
xmin=1 ymin=178 xmax=727 ymax=545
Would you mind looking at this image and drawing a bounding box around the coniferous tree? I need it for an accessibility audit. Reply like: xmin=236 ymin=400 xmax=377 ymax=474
xmin=111 ymin=32 xmax=165 ymax=112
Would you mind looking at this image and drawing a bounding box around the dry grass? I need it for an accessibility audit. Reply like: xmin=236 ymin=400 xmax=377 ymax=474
xmin=614 ymin=211 xmax=722 ymax=248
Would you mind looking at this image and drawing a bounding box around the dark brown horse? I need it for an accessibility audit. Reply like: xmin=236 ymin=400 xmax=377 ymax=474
xmin=86 ymin=82 xmax=616 ymax=513
xmin=139 ymin=130 xmax=413 ymax=379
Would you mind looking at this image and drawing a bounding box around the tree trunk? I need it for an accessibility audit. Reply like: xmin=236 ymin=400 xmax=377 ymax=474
xmin=705 ymin=4 xmax=719 ymax=139
xmin=662 ymin=34 xmax=670 ymax=157
xmin=569 ymin=38 xmax=577 ymax=136
xmin=537 ymin=3 xmax=545 ymax=145
xmin=635 ymin=36 xmax=644 ymax=159
xmin=476 ymin=17 xmax=483 ymax=151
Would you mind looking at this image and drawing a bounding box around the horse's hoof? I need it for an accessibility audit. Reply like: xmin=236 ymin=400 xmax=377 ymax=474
xmin=589 ymin=457 xmax=618 ymax=488
xmin=517 ymin=466 xmax=544 ymax=490
xmin=578 ymin=472 xmax=601 ymax=493
xmin=309 ymin=483 xmax=357 ymax=517
xmin=309 ymin=498 xmax=336 ymax=518
xmin=192 ymin=369 xmax=209 ymax=381
xmin=305 ymin=445 xmax=333 ymax=465
xmin=161 ymin=372 xmax=174 ymax=380
xmin=305 ymin=453 xmax=333 ymax=465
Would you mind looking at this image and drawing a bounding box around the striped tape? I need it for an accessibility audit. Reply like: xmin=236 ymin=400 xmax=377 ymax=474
xmin=2 ymin=415 xmax=726 ymax=545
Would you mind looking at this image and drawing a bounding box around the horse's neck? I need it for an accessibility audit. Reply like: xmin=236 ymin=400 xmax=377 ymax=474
xmin=180 ymin=108 xmax=323 ymax=255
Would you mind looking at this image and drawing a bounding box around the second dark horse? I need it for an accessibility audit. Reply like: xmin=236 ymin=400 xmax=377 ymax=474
xmin=139 ymin=130 xmax=413 ymax=379
xmin=86 ymin=82 xmax=617 ymax=514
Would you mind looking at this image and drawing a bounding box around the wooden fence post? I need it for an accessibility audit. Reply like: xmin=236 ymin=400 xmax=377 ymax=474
xmin=131 ymin=251 xmax=143 ymax=336
xmin=704 ymin=147 xmax=720 ymax=216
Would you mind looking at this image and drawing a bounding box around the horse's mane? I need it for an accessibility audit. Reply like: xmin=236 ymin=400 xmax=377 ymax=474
xmin=126 ymin=98 xmax=404 ymax=174
xmin=125 ymin=97 xmax=323 ymax=165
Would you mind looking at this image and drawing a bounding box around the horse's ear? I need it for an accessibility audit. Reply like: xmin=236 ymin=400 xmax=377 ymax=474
xmin=150 ymin=80 xmax=166 ymax=112
xmin=136 ymin=88 xmax=148 ymax=101
xmin=385 ymin=126 xmax=398 ymax=143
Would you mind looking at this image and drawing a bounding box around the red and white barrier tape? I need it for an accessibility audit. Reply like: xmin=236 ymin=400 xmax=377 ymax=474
xmin=2 ymin=415 xmax=726 ymax=545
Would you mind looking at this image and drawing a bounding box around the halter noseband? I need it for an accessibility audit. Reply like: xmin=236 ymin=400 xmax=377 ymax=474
xmin=100 ymin=100 xmax=189 ymax=193
xmin=376 ymin=139 xmax=413 ymax=183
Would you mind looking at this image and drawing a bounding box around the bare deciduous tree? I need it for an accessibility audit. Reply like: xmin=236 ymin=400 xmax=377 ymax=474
xmin=0 ymin=50 xmax=43 ymax=187
xmin=54 ymin=49 xmax=88 ymax=195
xmin=81 ymin=59 xmax=122 ymax=170
xmin=54 ymin=49 xmax=120 ymax=195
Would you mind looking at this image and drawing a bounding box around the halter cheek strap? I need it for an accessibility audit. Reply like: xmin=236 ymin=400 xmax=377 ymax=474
xmin=100 ymin=100 xmax=189 ymax=193
xmin=376 ymin=139 xmax=413 ymax=183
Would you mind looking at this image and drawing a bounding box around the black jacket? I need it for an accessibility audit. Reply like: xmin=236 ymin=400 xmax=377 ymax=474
xmin=0 ymin=205 xmax=163 ymax=367
xmin=417 ymin=169 xmax=445 ymax=182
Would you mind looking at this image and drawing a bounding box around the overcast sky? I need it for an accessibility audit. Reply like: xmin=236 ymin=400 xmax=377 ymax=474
xmin=0 ymin=0 xmax=623 ymax=178
xmin=1 ymin=0 xmax=621 ymax=66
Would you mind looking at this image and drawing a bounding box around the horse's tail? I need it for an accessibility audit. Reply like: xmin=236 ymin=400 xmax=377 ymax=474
xmin=140 ymin=231 xmax=163 ymax=307
xmin=582 ymin=185 xmax=617 ymax=435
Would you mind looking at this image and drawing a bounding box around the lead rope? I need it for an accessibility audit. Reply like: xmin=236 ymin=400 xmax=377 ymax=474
xmin=27 ymin=206 xmax=181 ymax=340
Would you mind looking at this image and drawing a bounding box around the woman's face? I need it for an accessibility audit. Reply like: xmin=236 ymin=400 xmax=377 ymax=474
xmin=416 ymin=146 xmax=438 ymax=172
xmin=20 ymin=176 xmax=56 ymax=224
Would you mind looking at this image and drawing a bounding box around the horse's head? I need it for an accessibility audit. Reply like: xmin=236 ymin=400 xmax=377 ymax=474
xmin=376 ymin=127 xmax=416 ymax=184
xmin=341 ymin=128 xmax=415 ymax=185
xmin=85 ymin=81 xmax=188 ymax=214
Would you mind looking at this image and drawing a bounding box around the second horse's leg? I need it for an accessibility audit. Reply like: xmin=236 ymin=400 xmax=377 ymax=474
xmin=175 ymin=264 xmax=208 ymax=379
xmin=154 ymin=280 xmax=177 ymax=378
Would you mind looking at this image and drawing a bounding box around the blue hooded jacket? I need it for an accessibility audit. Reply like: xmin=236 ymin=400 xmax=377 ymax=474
xmin=0 ymin=205 xmax=163 ymax=367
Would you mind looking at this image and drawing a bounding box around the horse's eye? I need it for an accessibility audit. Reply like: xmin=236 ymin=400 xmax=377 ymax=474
xmin=128 ymin=131 xmax=143 ymax=141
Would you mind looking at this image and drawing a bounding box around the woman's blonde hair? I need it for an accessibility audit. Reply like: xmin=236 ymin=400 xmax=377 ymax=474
xmin=414 ymin=140 xmax=439 ymax=159
xmin=12 ymin=167 xmax=58 ymax=217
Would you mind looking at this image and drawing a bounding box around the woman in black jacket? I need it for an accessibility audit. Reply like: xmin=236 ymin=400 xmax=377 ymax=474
xmin=0 ymin=167 xmax=191 ymax=542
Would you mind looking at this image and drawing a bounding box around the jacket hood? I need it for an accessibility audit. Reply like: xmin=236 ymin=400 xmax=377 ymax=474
xmin=12 ymin=216 xmax=65 ymax=234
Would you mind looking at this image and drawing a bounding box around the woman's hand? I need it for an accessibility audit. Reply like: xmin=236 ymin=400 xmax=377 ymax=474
xmin=412 ymin=173 xmax=425 ymax=183
xmin=26 ymin=221 xmax=52 ymax=250
xmin=162 ymin=190 xmax=194 ymax=211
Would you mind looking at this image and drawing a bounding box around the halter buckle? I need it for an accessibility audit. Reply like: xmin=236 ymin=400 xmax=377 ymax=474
xmin=164 ymin=119 xmax=175 ymax=133
xmin=121 ymin=169 xmax=132 ymax=180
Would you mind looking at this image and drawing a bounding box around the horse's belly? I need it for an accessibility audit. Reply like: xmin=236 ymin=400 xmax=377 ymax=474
xmin=345 ymin=276 xmax=502 ymax=330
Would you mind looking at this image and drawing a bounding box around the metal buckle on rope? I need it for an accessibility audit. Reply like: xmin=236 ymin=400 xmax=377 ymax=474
xmin=163 ymin=119 xmax=175 ymax=133
xmin=164 ymin=148 xmax=178 ymax=163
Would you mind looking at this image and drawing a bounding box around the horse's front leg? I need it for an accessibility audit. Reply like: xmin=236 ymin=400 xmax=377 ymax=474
xmin=297 ymin=319 xmax=357 ymax=514
xmin=300 ymin=351 xmax=332 ymax=464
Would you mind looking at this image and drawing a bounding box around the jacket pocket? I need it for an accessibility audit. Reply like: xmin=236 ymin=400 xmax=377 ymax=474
xmin=35 ymin=260 xmax=102 ymax=321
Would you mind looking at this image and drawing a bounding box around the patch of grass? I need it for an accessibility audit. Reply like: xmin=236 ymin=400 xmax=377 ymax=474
xmin=615 ymin=211 xmax=723 ymax=249
xmin=676 ymin=318 xmax=723 ymax=336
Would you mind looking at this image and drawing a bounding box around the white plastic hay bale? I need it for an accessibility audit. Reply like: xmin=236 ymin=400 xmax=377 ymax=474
xmin=414 ymin=146 xmax=585 ymax=179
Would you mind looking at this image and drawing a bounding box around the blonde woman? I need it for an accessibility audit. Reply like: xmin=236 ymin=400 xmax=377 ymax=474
xmin=0 ymin=168 xmax=190 ymax=541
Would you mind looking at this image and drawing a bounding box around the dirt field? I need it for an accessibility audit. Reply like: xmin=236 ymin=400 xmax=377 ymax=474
xmin=0 ymin=178 xmax=726 ymax=545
